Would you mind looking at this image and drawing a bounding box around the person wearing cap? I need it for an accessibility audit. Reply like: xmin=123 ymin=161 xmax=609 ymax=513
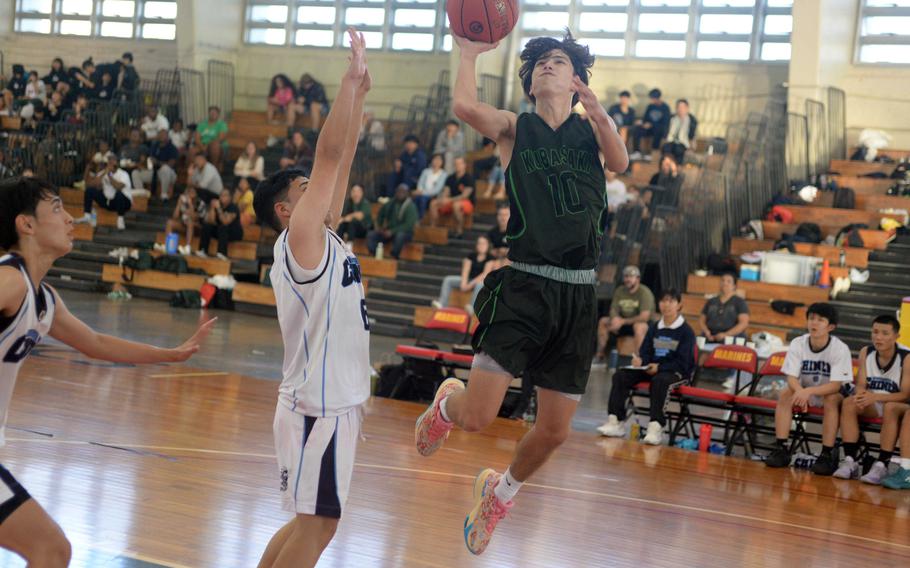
xmin=75 ymin=153 xmax=132 ymax=230
xmin=606 ymin=90 xmax=636 ymax=147
xmin=594 ymin=266 xmax=655 ymax=366
xmin=294 ymin=73 xmax=329 ymax=131
xmin=630 ymin=88 xmax=671 ymax=161
xmin=385 ymin=134 xmax=427 ymax=199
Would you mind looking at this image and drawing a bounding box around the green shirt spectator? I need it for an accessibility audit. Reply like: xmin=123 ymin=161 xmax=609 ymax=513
xmin=367 ymin=184 xmax=418 ymax=259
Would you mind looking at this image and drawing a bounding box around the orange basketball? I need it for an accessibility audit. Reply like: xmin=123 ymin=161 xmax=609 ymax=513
xmin=447 ymin=0 xmax=519 ymax=44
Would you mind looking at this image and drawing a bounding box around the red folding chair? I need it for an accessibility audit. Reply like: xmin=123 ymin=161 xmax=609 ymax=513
xmin=728 ymin=351 xmax=788 ymax=457
xmin=668 ymin=345 xmax=756 ymax=446
xmin=418 ymin=307 xmax=472 ymax=344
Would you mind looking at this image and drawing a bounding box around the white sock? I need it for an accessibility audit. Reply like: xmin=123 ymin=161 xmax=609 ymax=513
xmin=439 ymin=396 xmax=452 ymax=423
xmin=494 ymin=468 xmax=522 ymax=503
xmin=901 ymin=457 xmax=910 ymax=470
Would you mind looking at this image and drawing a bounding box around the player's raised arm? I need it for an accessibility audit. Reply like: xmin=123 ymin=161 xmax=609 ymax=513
xmin=572 ymin=76 xmax=629 ymax=173
xmin=287 ymin=28 xmax=365 ymax=268
xmin=452 ymin=36 xmax=516 ymax=144
xmin=329 ymin=49 xmax=371 ymax=224
xmin=48 ymin=288 xmax=216 ymax=364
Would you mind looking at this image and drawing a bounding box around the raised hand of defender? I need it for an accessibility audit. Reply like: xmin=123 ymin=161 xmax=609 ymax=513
xmin=169 ymin=317 xmax=217 ymax=362
xmin=454 ymin=35 xmax=499 ymax=57
xmin=345 ymin=28 xmax=367 ymax=83
xmin=572 ymin=76 xmax=608 ymax=122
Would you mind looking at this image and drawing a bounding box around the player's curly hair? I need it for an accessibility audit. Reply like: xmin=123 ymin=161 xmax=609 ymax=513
xmin=519 ymin=30 xmax=594 ymax=107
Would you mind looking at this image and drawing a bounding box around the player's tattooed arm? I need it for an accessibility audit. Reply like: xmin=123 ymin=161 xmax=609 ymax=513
xmin=572 ymin=76 xmax=629 ymax=174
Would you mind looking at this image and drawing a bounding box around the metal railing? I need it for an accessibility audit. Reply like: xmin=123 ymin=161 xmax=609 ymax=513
xmin=207 ymin=60 xmax=235 ymax=121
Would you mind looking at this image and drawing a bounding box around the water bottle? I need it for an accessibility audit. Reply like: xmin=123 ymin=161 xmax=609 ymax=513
xmin=375 ymin=242 xmax=384 ymax=260
xmin=629 ymin=419 xmax=640 ymax=441
xmin=165 ymin=232 xmax=179 ymax=255
xmin=839 ymin=249 xmax=846 ymax=267
xmin=698 ymin=424 xmax=713 ymax=452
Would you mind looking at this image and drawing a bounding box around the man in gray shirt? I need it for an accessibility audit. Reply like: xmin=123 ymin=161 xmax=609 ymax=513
xmin=188 ymin=153 xmax=223 ymax=204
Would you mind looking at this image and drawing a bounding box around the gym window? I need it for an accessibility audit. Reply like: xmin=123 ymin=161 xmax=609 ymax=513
xmin=857 ymin=0 xmax=910 ymax=64
xmin=14 ymin=0 xmax=178 ymax=40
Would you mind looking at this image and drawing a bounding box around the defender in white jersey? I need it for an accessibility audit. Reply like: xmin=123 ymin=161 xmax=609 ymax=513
xmin=253 ymin=29 xmax=371 ymax=568
xmin=0 ymin=176 xmax=213 ymax=566
xmin=833 ymin=315 xmax=910 ymax=481
xmin=766 ymin=303 xmax=853 ymax=472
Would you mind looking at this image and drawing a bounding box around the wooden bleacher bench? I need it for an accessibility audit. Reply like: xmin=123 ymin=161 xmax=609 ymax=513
xmin=233 ymin=282 xmax=275 ymax=306
xmin=0 ymin=116 xmax=22 ymax=130
xmin=760 ymin=222 xmax=892 ymax=250
xmin=357 ymin=256 xmax=397 ymax=279
xmin=476 ymin=195 xmax=498 ymax=215
xmin=854 ymin=194 xmax=910 ymax=214
xmin=730 ymin=237 xmax=870 ymax=268
xmin=424 ymin=212 xmax=473 ymax=231
xmin=412 ymin=288 xmax=477 ymax=328
xmin=352 ymin=240 xmax=423 ymax=262
xmin=830 ymin=175 xmax=893 ymax=195
xmin=241 ymin=224 xmax=277 ymax=243
xmin=102 ymin=263 xmax=206 ymax=292
xmin=64 ymin=204 xmax=117 ymax=227
xmin=784 ymin=205 xmax=902 ymax=229
xmin=155 ymin=232 xmax=257 ymax=261
xmin=682 ymin=293 xmax=807 ymax=330
xmin=682 ymin=314 xmax=790 ymax=342
xmin=847 ymin=148 xmax=910 ymax=162
xmin=61 ymin=187 xmax=148 ymax=213
xmin=628 ymin=161 xmax=659 ymax=188
xmin=149 ymin=250 xmax=230 ymax=276
xmin=829 ymin=160 xmax=894 ymax=177
xmin=687 ymin=274 xmax=829 ymax=304
xmin=414 ymin=226 xmax=448 ymax=246
xmin=73 ymin=224 xmax=93 ymax=242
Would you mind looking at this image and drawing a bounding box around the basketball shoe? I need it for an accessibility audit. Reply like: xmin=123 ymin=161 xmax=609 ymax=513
xmin=415 ymin=378 xmax=465 ymax=456
xmin=464 ymin=468 xmax=512 ymax=555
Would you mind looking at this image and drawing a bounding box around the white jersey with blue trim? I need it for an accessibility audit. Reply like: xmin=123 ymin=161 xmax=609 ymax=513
xmin=0 ymin=254 xmax=56 ymax=446
xmin=270 ymin=228 xmax=370 ymax=417
xmin=864 ymin=345 xmax=908 ymax=395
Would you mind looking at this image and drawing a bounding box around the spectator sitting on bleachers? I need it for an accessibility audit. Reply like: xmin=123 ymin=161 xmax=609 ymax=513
xmin=267 ymin=74 xmax=297 ymax=127
xmin=91 ymin=139 xmax=115 ymax=166
xmin=385 ymin=134 xmax=427 ymax=199
xmin=188 ymin=153 xmax=224 ymax=204
xmin=233 ymin=177 xmax=256 ymax=227
xmin=647 ymin=154 xmax=684 ymax=209
xmin=45 ymin=91 xmax=65 ymax=123
xmin=234 ymin=141 xmax=265 ymax=181
xmin=605 ymin=170 xmax=629 ymax=232
xmin=429 ymin=156 xmax=475 ymax=238
xmin=120 ymin=128 xmax=148 ymax=169
xmin=434 ymin=119 xmax=466 ymax=174
xmin=69 ymin=59 xmax=96 ymax=96
xmin=599 ymin=288 xmax=696 ymax=445
xmin=0 ymin=150 xmax=14 ymax=179
xmin=882 ymin=405 xmax=910 ymax=490
xmin=832 ymin=315 xmax=910 ymax=483
xmin=294 ymin=73 xmax=328 ymax=132
xmin=169 ymin=119 xmax=190 ymax=154
xmin=0 ymin=96 xmax=10 ymax=117
xmin=631 ymin=88 xmax=671 ymax=161
xmin=141 ymin=106 xmax=170 ymax=141
xmin=279 ymin=131 xmax=313 ymax=172
xmin=2 ymin=64 xmax=27 ymax=109
xmin=25 ymin=71 xmax=47 ymax=106
xmin=368 ymin=184 xmax=418 ymax=259
xmin=487 ymin=204 xmax=510 ymax=261
xmin=137 ymin=129 xmax=179 ymax=202
xmin=114 ymin=52 xmax=140 ymax=92
xmin=607 ymin=90 xmax=635 ymax=147
xmin=413 ymin=153 xmax=447 ymax=218
xmin=359 ymin=110 xmax=385 ymax=153
xmin=595 ymin=265 xmax=655 ymax=366
xmin=432 ymin=235 xmax=494 ymax=312
xmin=765 ymin=303 xmax=854 ymax=473
xmin=67 ymin=93 xmax=88 ymax=125
xmin=190 ymin=106 xmax=228 ymax=169
xmin=166 ymin=186 xmax=205 ymax=256
xmin=75 ymin=153 xmax=132 ymax=230
xmin=698 ymin=273 xmax=749 ymax=343
xmin=475 ymin=139 xmax=506 ymax=201
xmin=43 ymin=58 xmax=67 ymax=91
xmin=662 ymin=99 xmax=698 ymax=165
xmin=198 ymin=189 xmax=243 ymax=260
xmin=95 ymin=71 xmax=114 ymax=101
xmin=336 ymin=183 xmax=373 ymax=241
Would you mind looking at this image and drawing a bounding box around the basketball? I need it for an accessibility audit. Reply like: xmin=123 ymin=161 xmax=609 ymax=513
xmin=447 ymin=0 xmax=519 ymax=44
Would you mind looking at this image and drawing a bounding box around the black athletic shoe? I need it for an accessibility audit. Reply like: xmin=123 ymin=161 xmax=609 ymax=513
xmin=765 ymin=447 xmax=791 ymax=468
xmin=811 ymin=451 xmax=839 ymax=476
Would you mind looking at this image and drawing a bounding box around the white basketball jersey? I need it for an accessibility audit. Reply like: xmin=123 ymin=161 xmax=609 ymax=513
xmin=0 ymin=254 xmax=56 ymax=447
xmin=864 ymin=346 xmax=908 ymax=395
xmin=270 ymin=228 xmax=370 ymax=417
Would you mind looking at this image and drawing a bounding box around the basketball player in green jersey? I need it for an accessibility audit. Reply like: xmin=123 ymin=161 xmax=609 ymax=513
xmin=415 ymin=32 xmax=628 ymax=554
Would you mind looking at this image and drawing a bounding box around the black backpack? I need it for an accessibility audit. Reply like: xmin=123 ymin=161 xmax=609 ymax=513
xmin=170 ymin=289 xmax=201 ymax=308
xmin=152 ymin=254 xmax=189 ymax=275
xmin=833 ymin=187 xmax=856 ymax=209
xmin=795 ymin=223 xmax=823 ymax=244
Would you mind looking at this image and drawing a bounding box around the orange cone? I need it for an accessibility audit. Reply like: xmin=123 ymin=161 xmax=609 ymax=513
xmin=818 ymin=259 xmax=831 ymax=288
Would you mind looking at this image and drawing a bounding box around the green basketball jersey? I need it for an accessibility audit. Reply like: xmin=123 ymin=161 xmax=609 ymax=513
xmin=504 ymin=112 xmax=607 ymax=270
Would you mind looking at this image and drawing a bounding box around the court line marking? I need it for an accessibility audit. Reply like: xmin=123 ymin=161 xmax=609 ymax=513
xmin=89 ymin=545 xmax=193 ymax=568
xmin=8 ymin=439 xmax=910 ymax=553
xmin=147 ymin=371 xmax=230 ymax=379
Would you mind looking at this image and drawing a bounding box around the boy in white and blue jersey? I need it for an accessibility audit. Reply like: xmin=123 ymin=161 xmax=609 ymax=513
xmin=833 ymin=315 xmax=910 ymax=482
xmin=252 ymin=29 xmax=371 ymax=568
xmin=765 ymin=303 xmax=853 ymax=471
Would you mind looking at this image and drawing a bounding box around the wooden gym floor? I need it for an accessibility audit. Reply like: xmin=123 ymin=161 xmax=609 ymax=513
xmin=1 ymin=294 xmax=909 ymax=567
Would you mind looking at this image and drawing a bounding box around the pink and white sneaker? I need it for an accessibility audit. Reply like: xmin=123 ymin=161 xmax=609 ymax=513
xmin=464 ymin=468 xmax=512 ymax=555
xmin=415 ymin=378 xmax=465 ymax=457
